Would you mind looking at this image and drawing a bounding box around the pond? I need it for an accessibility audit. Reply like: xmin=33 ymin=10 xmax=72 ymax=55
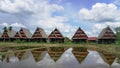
xmin=0 ymin=47 xmax=120 ymax=68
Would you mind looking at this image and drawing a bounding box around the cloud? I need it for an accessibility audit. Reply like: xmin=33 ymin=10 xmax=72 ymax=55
xmin=0 ymin=22 xmax=8 ymax=26
xmin=114 ymin=0 xmax=120 ymax=7
xmin=78 ymin=3 xmax=120 ymax=37
xmin=0 ymin=0 xmax=33 ymax=13
xmin=0 ymin=0 xmax=64 ymax=14
xmin=10 ymin=22 xmax=26 ymax=28
xmin=0 ymin=22 xmax=26 ymax=28
xmin=79 ymin=3 xmax=120 ymax=23
xmin=0 ymin=0 xmax=77 ymax=38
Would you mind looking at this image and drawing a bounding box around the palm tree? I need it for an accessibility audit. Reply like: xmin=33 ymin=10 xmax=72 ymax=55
xmin=3 ymin=27 xmax=7 ymax=32
xmin=3 ymin=27 xmax=8 ymax=42
xmin=8 ymin=26 xmax=12 ymax=31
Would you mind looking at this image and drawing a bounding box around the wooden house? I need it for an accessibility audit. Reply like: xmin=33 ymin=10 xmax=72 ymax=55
xmin=1 ymin=30 xmax=16 ymax=41
xmin=14 ymin=32 xmax=21 ymax=39
xmin=98 ymin=26 xmax=116 ymax=44
xmin=14 ymin=28 xmax=32 ymax=42
xmin=72 ymin=27 xmax=88 ymax=43
xmin=87 ymin=37 xmax=98 ymax=43
xmin=0 ymin=32 xmax=2 ymax=41
xmin=31 ymin=27 xmax=47 ymax=42
xmin=48 ymin=28 xmax=64 ymax=43
xmin=0 ymin=32 xmax=1 ymax=37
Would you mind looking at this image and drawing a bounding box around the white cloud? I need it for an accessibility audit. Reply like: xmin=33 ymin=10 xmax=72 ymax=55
xmin=0 ymin=22 xmax=26 ymax=28
xmin=10 ymin=22 xmax=26 ymax=28
xmin=0 ymin=0 xmax=76 ymax=38
xmin=78 ymin=3 xmax=120 ymax=37
xmin=0 ymin=22 xmax=9 ymax=26
xmin=0 ymin=0 xmax=64 ymax=14
xmin=0 ymin=0 xmax=33 ymax=13
xmin=79 ymin=3 xmax=120 ymax=23
xmin=114 ymin=0 xmax=120 ymax=7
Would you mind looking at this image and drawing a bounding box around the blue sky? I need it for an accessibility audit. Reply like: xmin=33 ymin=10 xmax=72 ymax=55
xmin=0 ymin=0 xmax=120 ymax=38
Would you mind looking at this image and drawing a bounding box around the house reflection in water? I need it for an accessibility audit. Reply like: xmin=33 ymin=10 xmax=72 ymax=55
xmin=0 ymin=48 xmax=120 ymax=68
xmin=98 ymin=51 xmax=116 ymax=65
xmin=72 ymin=47 xmax=89 ymax=63
xmin=48 ymin=47 xmax=66 ymax=62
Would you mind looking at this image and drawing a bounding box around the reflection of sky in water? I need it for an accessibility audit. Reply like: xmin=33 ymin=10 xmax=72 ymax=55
xmin=0 ymin=48 xmax=120 ymax=68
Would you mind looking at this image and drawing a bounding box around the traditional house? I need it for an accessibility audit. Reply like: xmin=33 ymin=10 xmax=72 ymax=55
xmin=98 ymin=26 xmax=116 ymax=44
xmin=14 ymin=32 xmax=21 ymax=39
xmin=87 ymin=37 xmax=98 ymax=43
xmin=48 ymin=28 xmax=64 ymax=43
xmin=0 ymin=32 xmax=2 ymax=41
xmin=72 ymin=27 xmax=88 ymax=43
xmin=31 ymin=27 xmax=47 ymax=42
xmin=0 ymin=32 xmax=1 ymax=37
xmin=14 ymin=28 xmax=32 ymax=42
xmin=1 ymin=30 xmax=16 ymax=41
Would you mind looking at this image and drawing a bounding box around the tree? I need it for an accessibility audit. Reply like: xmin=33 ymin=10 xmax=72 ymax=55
xmin=8 ymin=26 xmax=12 ymax=31
xmin=115 ymin=27 xmax=120 ymax=44
xmin=3 ymin=27 xmax=7 ymax=32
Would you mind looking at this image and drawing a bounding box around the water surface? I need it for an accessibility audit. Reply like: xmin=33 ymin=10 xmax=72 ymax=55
xmin=0 ymin=48 xmax=120 ymax=68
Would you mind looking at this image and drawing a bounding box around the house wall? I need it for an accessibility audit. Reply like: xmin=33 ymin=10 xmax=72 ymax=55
xmin=49 ymin=38 xmax=64 ymax=43
xmin=98 ymin=39 xmax=116 ymax=44
xmin=72 ymin=39 xmax=87 ymax=43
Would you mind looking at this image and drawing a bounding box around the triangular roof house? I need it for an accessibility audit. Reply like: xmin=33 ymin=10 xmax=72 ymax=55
xmin=32 ymin=27 xmax=47 ymax=38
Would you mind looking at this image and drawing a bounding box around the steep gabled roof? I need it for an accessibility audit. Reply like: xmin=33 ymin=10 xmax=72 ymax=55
xmin=48 ymin=28 xmax=64 ymax=38
xmin=1 ymin=30 xmax=16 ymax=38
xmin=72 ymin=27 xmax=88 ymax=39
xmin=14 ymin=31 xmax=21 ymax=38
xmin=0 ymin=32 xmax=2 ymax=38
xmin=7 ymin=30 xmax=17 ymax=38
xmin=32 ymin=27 xmax=47 ymax=38
xmin=19 ymin=28 xmax=32 ymax=38
xmin=98 ymin=26 xmax=116 ymax=39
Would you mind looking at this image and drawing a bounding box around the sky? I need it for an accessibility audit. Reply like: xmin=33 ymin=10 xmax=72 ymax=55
xmin=0 ymin=0 xmax=120 ymax=38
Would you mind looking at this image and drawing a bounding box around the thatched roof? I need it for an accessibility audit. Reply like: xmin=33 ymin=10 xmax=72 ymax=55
xmin=14 ymin=31 xmax=21 ymax=38
xmin=98 ymin=26 xmax=116 ymax=39
xmin=32 ymin=27 xmax=47 ymax=38
xmin=8 ymin=30 xmax=17 ymax=38
xmin=20 ymin=28 xmax=32 ymax=38
xmin=0 ymin=32 xmax=2 ymax=38
xmin=98 ymin=52 xmax=116 ymax=65
xmin=1 ymin=30 xmax=16 ymax=38
xmin=72 ymin=27 xmax=88 ymax=39
xmin=48 ymin=28 xmax=64 ymax=38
